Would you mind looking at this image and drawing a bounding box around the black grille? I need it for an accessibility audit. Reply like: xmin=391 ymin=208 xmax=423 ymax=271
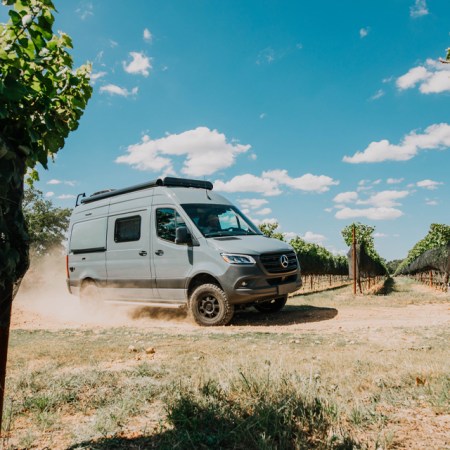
xmin=260 ymin=251 xmax=298 ymax=273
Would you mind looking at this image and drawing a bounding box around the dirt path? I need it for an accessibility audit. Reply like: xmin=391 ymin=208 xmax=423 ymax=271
xmin=11 ymin=276 xmax=450 ymax=335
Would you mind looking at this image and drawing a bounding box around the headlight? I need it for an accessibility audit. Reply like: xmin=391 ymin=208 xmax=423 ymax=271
xmin=221 ymin=253 xmax=256 ymax=265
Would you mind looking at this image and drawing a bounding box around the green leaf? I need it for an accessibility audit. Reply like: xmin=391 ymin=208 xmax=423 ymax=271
xmin=8 ymin=10 xmax=21 ymax=25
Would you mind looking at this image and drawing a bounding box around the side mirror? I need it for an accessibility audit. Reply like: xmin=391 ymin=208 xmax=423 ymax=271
xmin=175 ymin=226 xmax=191 ymax=245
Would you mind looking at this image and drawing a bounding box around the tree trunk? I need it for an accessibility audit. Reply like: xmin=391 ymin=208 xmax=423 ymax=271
xmin=0 ymin=285 xmax=12 ymax=435
xmin=0 ymin=149 xmax=29 ymax=435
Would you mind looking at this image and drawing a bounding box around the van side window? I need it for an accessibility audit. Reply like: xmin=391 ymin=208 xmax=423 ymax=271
xmin=114 ymin=216 xmax=141 ymax=243
xmin=156 ymin=208 xmax=186 ymax=243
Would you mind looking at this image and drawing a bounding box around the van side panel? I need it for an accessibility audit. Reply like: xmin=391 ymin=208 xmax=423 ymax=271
xmin=104 ymin=208 xmax=155 ymax=300
xmin=68 ymin=207 xmax=109 ymax=293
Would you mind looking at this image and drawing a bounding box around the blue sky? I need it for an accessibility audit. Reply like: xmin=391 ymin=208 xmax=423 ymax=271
xmin=3 ymin=0 xmax=449 ymax=260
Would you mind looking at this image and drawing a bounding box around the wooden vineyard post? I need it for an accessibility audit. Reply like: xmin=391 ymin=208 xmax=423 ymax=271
xmin=352 ymin=225 xmax=357 ymax=295
xmin=429 ymin=270 xmax=433 ymax=288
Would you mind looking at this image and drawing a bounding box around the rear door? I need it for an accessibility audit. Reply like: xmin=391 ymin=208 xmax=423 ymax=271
xmin=152 ymin=206 xmax=194 ymax=301
xmin=105 ymin=210 xmax=155 ymax=300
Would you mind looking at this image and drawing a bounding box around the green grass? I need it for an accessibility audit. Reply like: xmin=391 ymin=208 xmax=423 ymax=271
xmin=2 ymin=278 xmax=449 ymax=449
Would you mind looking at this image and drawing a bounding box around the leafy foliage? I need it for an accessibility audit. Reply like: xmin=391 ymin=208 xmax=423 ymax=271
xmin=290 ymin=236 xmax=348 ymax=275
xmin=386 ymin=259 xmax=403 ymax=274
xmin=341 ymin=222 xmax=387 ymax=274
xmin=0 ymin=0 xmax=92 ymax=176
xmin=0 ymin=0 xmax=92 ymax=288
xmin=23 ymin=185 xmax=71 ymax=257
xmin=258 ymin=222 xmax=285 ymax=241
xmin=395 ymin=223 xmax=450 ymax=275
xmin=258 ymin=222 xmax=347 ymax=275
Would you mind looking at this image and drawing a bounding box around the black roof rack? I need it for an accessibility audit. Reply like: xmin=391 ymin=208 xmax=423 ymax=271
xmin=79 ymin=177 xmax=213 ymax=205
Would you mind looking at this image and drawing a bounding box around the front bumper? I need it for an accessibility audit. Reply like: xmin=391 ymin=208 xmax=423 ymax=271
xmin=217 ymin=264 xmax=302 ymax=305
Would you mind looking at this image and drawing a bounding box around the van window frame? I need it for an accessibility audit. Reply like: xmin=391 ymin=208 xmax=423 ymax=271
xmin=155 ymin=207 xmax=187 ymax=244
xmin=114 ymin=215 xmax=142 ymax=243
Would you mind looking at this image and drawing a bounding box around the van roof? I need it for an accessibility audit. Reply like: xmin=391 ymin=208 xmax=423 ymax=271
xmin=79 ymin=177 xmax=213 ymax=205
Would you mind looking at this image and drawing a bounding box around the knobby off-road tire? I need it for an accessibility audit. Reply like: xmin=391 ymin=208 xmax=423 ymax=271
xmin=80 ymin=280 xmax=103 ymax=313
xmin=254 ymin=295 xmax=287 ymax=313
xmin=189 ymin=283 xmax=234 ymax=326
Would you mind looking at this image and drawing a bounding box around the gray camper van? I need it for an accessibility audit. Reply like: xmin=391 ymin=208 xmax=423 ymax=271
xmin=66 ymin=177 xmax=302 ymax=326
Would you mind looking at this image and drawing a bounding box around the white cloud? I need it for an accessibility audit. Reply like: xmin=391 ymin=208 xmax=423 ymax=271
xmin=252 ymin=217 xmax=278 ymax=227
xmin=259 ymin=113 xmax=266 ymax=119
xmin=45 ymin=192 xmax=55 ymax=198
xmin=369 ymin=89 xmax=384 ymax=101
xmin=47 ymin=179 xmax=62 ymax=185
xmin=410 ymin=0 xmax=429 ymax=18
xmin=123 ymin=52 xmax=152 ymax=77
xmin=416 ymin=179 xmax=443 ymax=190
xmin=216 ymin=169 xmax=338 ymax=197
xmin=357 ymin=190 xmax=410 ymax=208
xmin=215 ymin=174 xmax=282 ymax=197
xmin=343 ymin=123 xmax=450 ymax=163
xmin=302 ymin=231 xmax=327 ymax=245
xmin=332 ymin=189 xmax=409 ymax=220
xmin=57 ymin=194 xmax=76 ymax=200
xmin=263 ymin=169 xmax=339 ymax=193
xmin=99 ymin=84 xmax=139 ymax=97
xmin=116 ymin=127 xmax=251 ymax=177
xmin=359 ymin=27 xmax=370 ymax=38
xmin=396 ymin=58 xmax=450 ymax=94
xmin=76 ymin=2 xmax=93 ymax=20
xmin=387 ymin=178 xmax=404 ymax=184
xmin=90 ymin=71 xmax=107 ymax=84
xmin=374 ymin=232 xmax=388 ymax=238
xmin=143 ymin=28 xmax=152 ymax=43
xmin=335 ymin=207 xmax=403 ymax=220
xmin=256 ymin=47 xmax=276 ymax=65
xmin=255 ymin=207 xmax=272 ymax=216
xmin=425 ymin=199 xmax=438 ymax=206
xmin=333 ymin=191 xmax=359 ymax=203
xmin=238 ymin=198 xmax=268 ymax=210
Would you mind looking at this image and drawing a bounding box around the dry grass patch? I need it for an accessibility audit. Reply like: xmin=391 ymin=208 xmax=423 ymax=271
xmin=2 ymin=278 xmax=449 ymax=449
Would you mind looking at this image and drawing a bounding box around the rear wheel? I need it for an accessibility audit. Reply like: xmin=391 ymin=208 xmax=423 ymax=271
xmin=254 ymin=295 xmax=287 ymax=313
xmin=80 ymin=280 xmax=103 ymax=312
xmin=189 ymin=284 xmax=234 ymax=326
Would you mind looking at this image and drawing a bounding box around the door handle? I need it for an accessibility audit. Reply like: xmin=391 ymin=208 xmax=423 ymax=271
xmin=155 ymin=250 xmax=164 ymax=256
xmin=139 ymin=251 xmax=147 ymax=256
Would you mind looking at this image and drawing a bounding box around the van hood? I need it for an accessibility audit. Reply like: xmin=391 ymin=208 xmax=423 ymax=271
xmin=206 ymin=235 xmax=294 ymax=255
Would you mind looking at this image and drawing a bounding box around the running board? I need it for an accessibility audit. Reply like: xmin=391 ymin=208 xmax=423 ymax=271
xmin=106 ymin=300 xmax=186 ymax=309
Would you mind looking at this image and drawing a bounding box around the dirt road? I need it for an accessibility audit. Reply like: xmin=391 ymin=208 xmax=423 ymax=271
xmin=12 ymin=275 xmax=450 ymax=335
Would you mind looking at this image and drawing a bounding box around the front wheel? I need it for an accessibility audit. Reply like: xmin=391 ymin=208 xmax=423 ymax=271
xmin=189 ymin=284 xmax=234 ymax=326
xmin=254 ymin=295 xmax=287 ymax=313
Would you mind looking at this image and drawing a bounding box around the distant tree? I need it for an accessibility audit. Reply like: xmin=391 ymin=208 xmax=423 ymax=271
xmin=258 ymin=222 xmax=285 ymax=241
xmin=386 ymin=259 xmax=403 ymax=275
xmin=341 ymin=222 xmax=375 ymax=249
xmin=440 ymin=47 xmax=450 ymax=63
xmin=23 ymin=186 xmax=71 ymax=257
xmin=0 ymin=0 xmax=91 ymax=430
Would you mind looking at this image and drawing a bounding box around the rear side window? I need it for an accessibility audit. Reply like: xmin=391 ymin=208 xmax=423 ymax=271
xmin=70 ymin=217 xmax=107 ymax=253
xmin=114 ymin=216 xmax=141 ymax=243
xmin=156 ymin=208 xmax=186 ymax=243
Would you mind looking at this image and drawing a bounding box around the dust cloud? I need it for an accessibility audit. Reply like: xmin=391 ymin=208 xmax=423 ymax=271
xmin=13 ymin=253 xmax=190 ymax=330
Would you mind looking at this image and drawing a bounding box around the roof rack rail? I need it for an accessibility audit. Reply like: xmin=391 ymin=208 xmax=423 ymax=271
xmin=79 ymin=177 xmax=213 ymax=205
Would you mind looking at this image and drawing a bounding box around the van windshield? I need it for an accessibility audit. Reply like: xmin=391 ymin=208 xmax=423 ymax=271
xmin=181 ymin=203 xmax=262 ymax=238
